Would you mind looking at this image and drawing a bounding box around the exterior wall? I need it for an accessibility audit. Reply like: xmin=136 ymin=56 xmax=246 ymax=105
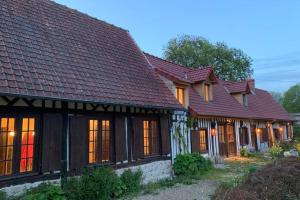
xmin=116 ymin=160 xmax=172 ymax=184
xmin=233 ymin=93 xmax=243 ymax=105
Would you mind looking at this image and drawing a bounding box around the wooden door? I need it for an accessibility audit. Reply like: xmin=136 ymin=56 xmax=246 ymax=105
xmin=226 ymin=124 xmax=236 ymax=156
xmin=251 ymin=125 xmax=258 ymax=151
xmin=218 ymin=125 xmax=226 ymax=156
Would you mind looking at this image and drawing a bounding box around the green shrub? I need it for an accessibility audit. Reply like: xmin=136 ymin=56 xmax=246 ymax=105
xmin=120 ymin=169 xmax=142 ymax=194
xmin=63 ymin=167 xmax=124 ymax=200
xmin=20 ymin=184 xmax=65 ymax=200
xmin=0 ymin=191 xmax=7 ymax=200
xmin=269 ymin=144 xmax=283 ymax=158
xmin=240 ymin=148 xmax=248 ymax=157
xmin=279 ymin=141 xmax=294 ymax=151
xmin=173 ymin=153 xmax=212 ymax=177
xmin=247 ymin=165 xmax=257 ymax=174
xmin=294 ymin=142 xmax=300 ymax=153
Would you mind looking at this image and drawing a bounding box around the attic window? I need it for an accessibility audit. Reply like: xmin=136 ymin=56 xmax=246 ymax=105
xmin=243 ymin=94 xmax=248 ymax=106
xmin=176 ymin=87 xmax=185 ymax=105
xmin=204 ymin=84 xmax=210 ymax=102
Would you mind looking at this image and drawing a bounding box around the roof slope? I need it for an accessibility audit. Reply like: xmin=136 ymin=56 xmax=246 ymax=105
xmin=248 ymin=89 xmax=291 ymax=121
xmin=0 ymin=0 xmax=181 ymax=109
xmin=145 ymin=53 xmax=213 ymax=83
xmin=222 ymin=80 xmax=250 ymax=94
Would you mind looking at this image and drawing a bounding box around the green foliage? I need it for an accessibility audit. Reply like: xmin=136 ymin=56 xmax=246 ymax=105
xmin=294 ymin=142 xmax=300 ymax=153
xmin=163 ymin=35 xmax=253 ymax=81
xmin=294 ymin=126 xmax=300 ymax=140
xmin=240 ymin=148 xmax=248 ymax=157
xmin=270 ymin=91 xmax=283 ymax=105
xmin=282 ymin=83 xmax=300 ymax=113
xmin=0 ymin=191 xmax=7 ymax=200
xmin=279 ymin=141 xmax=294 ymax=151
xmin=247 ymin=165 xmax=257 ymax=174
xmin=19 ymin=184 xmax=65 ymax=200
xmin=269 ymin=145 xmax=283 ymax=158
xmin=62 ymin=167 xmax=124 ymax=200
xmin=173 ymin=153 xmax=212 ymax=177
xmin=120 ymin=169 xmax=142 ymax=194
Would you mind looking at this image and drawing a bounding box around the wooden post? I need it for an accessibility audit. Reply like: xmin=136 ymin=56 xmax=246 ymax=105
xmin=61 ymin=102 xmax=68 ymax=178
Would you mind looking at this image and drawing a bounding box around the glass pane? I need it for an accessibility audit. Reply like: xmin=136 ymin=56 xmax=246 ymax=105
xmin=27 ymin=158 xmax=33 ymax=172
xmin=6 ymin=146 xmax=13 ymax=160
xmin=0 ymin=147 xmax=5 ymax=161
xmin=0 ymin=162 xmax=5 ymax=175
xmin=28 ymin=132 xmax=34 ymax=145
xmin=29 ymin=118 xmax=35 ymax=131
xmin=27 ymin=145 xmax=33 ymax=158
xmin=8 ymin=118 xmax=15 ymax=132
xmin=1 ymin=118 xmax=8 ymax=131
xmin=22 ymin=118 xmax=28 ymax=132
xmin=89 ymin=142 xmax=94 ymax=152
xmin=21 ymin=132 xmax=28 ymax=144
xmin=20 ymin=159 xmax=26 ymax=173
xmin=7 ymin=133 xmax=14 ymax=146
xmin=89 ymin=120 xmax=93 ymax=131
xmin=6 ymin=161 xmax=12 ymax=175
xmin=21 ymin=146 xmax=27 ymax=159
xmin=93 ymin=120 xmax=98 ymax=131
xmin=0 ymin=132 xmax=7 ymax=146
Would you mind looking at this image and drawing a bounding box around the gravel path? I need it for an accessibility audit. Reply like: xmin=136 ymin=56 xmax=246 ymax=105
xmin=133 ymin=180 xmax=218 ymax=200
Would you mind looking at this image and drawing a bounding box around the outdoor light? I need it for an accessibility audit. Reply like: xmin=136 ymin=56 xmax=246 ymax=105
xmin=279 ymin=127 xmax=283 ymax=132
xmin=256 ymin=128 xmax=260 ymax=133
xmin=9 ymin=131 xmax=15 ymax=137
xmin=211 ymin=128 xmax=216 ymax=136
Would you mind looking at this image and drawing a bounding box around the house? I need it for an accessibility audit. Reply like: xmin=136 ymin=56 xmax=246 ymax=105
xmin=291 ymin=113 xmax=300 ymax=126
xmin=0 ymin=0 xmax=184 ymax=191
xmin=145 ymin=53 xmax=293 ymax=158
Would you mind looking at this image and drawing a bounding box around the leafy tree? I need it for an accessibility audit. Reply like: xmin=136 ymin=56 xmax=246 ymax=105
xmin=282 ymin=83 xmax=300 ymax=113
xmin=270 ymin=91 xmax=283 ymax=105
xmin=163 ymin=35 xmax=253 ymax=81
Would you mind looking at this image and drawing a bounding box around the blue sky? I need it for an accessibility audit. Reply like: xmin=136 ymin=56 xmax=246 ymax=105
xmin=54 ymin=0 xmax=300 ymax=93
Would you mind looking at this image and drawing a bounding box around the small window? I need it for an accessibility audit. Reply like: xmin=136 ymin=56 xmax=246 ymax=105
xmin=176 ymin=87 xmax=185 ymax=105
xmin=199 ymin=130 xmax=208 ymax=153
xmin=227 ymin=125 xmax=235 ymax=142
xmin=0 ymin=118 xmax=15 ymax=176
xmin=88 ymin=119 xmax=111 ymax=164
xmin=243 ymin=94 xmax=248 ymax=106
xmin=239 ymin=127 xmax=249 ymax=146
xmin=204 ymin=84 xmax=210 ymax=102
xmin=218 ymin=125 xmax=225 ymax=143
xmin=259 ymin=128 xmax=269 ymax=142
xmin=20 ymin=118 xmax=35 ymax=173
xmin=143 ymin=120 xmax=159 ymax=157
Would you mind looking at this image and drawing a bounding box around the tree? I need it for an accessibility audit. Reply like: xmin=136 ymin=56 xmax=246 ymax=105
xmin=282 ymin=83 xmax=300 ymax=113
xmin=163 ymin=35 xmax=253 ymax=81
xmin=270 ymin=91 xmax=283 ymax=105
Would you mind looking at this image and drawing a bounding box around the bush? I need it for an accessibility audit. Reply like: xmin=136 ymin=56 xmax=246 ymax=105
xmin=120 ymin=169 xmax=142 ymax=194
xmin=63 ymin=167 xmax=124 ymax=200
xmin=0 ymin=191 xmax=7 ymax=200
xmin=269 ymin=144 xmax=283 ymax=158
xmin=173 ymin=153 xmax=212 ymax=177
xmin=240 ymin=148 xmax=248 ymax=157
xmin=20 ymin=184 xmax=65 ymax=200
xmin=279 ymin=141 xmax=294 ymax=151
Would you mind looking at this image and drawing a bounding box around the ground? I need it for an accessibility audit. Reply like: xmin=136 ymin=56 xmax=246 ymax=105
xmin=131 ymin=154 xmax=271 ymax=200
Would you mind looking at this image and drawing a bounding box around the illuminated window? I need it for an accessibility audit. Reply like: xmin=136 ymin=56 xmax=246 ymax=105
xmin=218 ymin=125 xmax=225 ymax=143
xmin=89 ymin=120 xmax=98 ymax=164
xmin=176 ymin=87 xmax=185 ymax=105
xmin=143 ymin=120 xmax=159 ymax=157
xmin=199 ymin=130 xmax=208 ymax=153
xmin=88 ymin=119 xmax=111 ymax=164
xmin=0 ymin=118 xmax=15 ymax=176
xmin=101 ymin=120 xmax=110 ymax=162
xmin=204 ymin=84 xmax=210 ymax=102
xmin=227 ymin=125 xmax=234 ymax=142
xmin=20 ymin=118 xmax=35 ymax=173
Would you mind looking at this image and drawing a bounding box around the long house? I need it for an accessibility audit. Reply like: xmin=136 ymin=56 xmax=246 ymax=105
xmin=145 ymin=53 xmax=293 ymax=159
xmin=0 ymin=0 xmax=293 ymax=193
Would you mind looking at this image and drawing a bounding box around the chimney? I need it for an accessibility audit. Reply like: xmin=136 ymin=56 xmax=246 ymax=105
xmin=247 ymin=78 xmax=255 ymax=93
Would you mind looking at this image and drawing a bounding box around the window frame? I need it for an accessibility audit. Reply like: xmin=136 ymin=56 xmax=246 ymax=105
xmin=198 ymin=129 xmax=208 ymax=154
xmin=87 ymin=117 xmax=113 ymax=165
xmin=204 ymin=84 xmax=210 ymax=102
xmin=0 ymin=114 xmax=39 ymax=178
xmin=142 ymin=119 xmax=161 ymax=158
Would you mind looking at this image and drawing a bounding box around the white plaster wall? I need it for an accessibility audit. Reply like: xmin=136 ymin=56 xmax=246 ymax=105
xmin=116 ymin=160 xmax=172 ymax=184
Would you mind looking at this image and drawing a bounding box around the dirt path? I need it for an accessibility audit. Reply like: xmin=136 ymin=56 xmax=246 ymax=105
xmin=133 ymin=180 xmax=218 ymax=200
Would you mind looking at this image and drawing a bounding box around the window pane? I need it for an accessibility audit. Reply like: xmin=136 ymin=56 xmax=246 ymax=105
xmin=1 ymin=118 xmax=8 ymax=131
xmin=143 ymin=121 xmax=149 ymax=156
xmin=6 ymin=161 xmax=12 ymax=175
xmin=205 ymin=84 xmax=210 ymax=101
xmin=20 ymin=118 xmax=35 ymax=173
xmin=101 ymin=120 xmax=110 ymax=162
xmin=29 ymin=118 xmax=35 ymax=131
xmin=176 ymin=88 xmax=184 ymax=105
xmin=0 ymin=147 xmax=5 ymax=161
xmin=199 ymin=130 xmax=207 ymax=153
xmin=88 ymin=120 xmax=98 ymax=164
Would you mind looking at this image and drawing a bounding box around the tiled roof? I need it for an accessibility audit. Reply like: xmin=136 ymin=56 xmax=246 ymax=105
xmin=222 ymin=80 xmax=250 ymax=94
xmin=0 ymin=0 xmax=182 ymax=109
xmin=145 ymin=53 xmax=214 ymax=83
xmin=248 ymin=89 xmax=292 ymax=121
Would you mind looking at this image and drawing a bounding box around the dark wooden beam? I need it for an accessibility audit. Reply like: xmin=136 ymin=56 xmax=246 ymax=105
xmin=23 ymin=99 xmax=36 ymax=107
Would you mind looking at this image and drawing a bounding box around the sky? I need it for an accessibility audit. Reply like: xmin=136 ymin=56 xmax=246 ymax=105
xmin=54 ymin=0 xmax=300 ymax=93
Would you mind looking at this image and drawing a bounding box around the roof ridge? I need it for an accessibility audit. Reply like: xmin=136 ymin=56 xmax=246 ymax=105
xmin=48 ymin=0 xmax=128 ymax=32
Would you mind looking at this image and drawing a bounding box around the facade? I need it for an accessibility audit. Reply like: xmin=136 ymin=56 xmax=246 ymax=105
xmin=0 ymin=0 xmax=183 ymax=191
xmin=145 ymin=53 xmax=293 ymax=159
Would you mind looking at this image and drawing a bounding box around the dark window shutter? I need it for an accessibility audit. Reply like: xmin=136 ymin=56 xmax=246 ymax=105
xmin=132 ymin=118 xmax=143 ymax=160
xmin=69 ymin=116 xmax=88 ymax=171
xmin=160 ymin=116 xmax=170 ymax=156
xmin=191 ymin=130 xmax=200 ymax=153
xmin=115 ymin=116 xmax=127 ymax=162
xmin=42 ymin=114 xmax=63 ymax=173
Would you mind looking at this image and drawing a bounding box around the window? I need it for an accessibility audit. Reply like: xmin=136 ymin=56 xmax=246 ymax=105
xmin=239 ymin=127 xmax=249 ymax=146
xmin=204 ymin=84 xmax=210 ymax=102
xmin=176 ymin=87 xmax=185 ymax=105
xmin=199 ymin=130 xmax=208 ymax=153
xmin=218 ymin=125 xmax=225 ymax=143
xmin=242 ymin=94 xmax=248 ymax=106
xmin=259 ymin=128 xmax=269 ymax=142
xmin=227 ymin=125 xmax=234 ymax=142
xmin=143 ymin=120 xmax=159 ymax=157
xmin=88 ymin=119 xmax=111 ymax=164
xmin=274 ymin=129 xmax=281 ymax=143
xmin=89 ymin=120 xmax=98 ymax=164
xmin=0 ymin=118 xmax=15 ymax=176
xmin=20 ymin=118 xmax=35 ymax=173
